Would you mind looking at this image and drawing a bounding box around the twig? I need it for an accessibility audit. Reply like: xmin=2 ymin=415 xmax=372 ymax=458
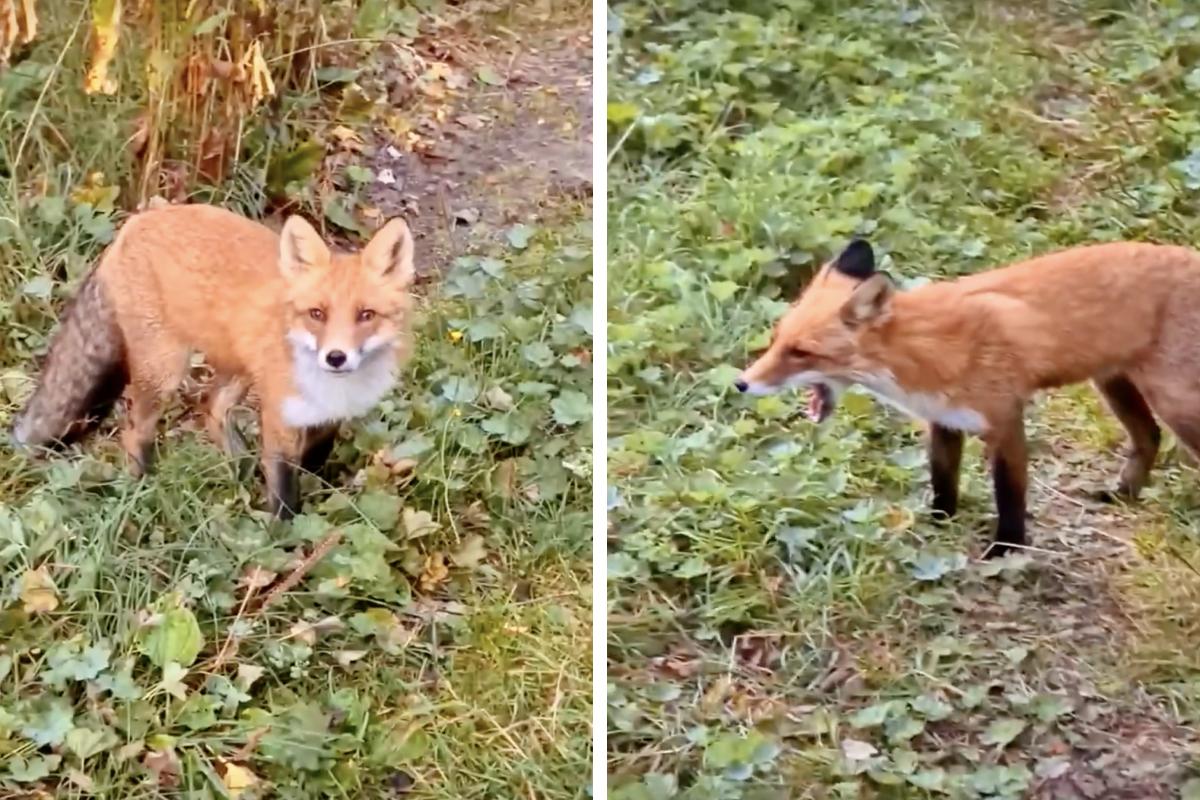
xmin=251 ymin=530 xmax=343 ymax=613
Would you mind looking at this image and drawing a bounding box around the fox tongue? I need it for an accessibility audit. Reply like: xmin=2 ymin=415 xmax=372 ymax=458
xmin=807 ymin=388 xmax=825 ymax=422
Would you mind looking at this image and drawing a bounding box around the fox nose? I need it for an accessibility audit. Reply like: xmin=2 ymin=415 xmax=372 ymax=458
xmin=325 ymin=350 xmax=347 ymax=368
xmin=734 ymin=379 xmax=749 ymax=393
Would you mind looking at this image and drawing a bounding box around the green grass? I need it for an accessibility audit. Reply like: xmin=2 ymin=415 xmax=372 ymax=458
xmin=0 ymin=3 xmax=592 ymax=799
xmin=608 ymin=1 xmax=1200 ymax=798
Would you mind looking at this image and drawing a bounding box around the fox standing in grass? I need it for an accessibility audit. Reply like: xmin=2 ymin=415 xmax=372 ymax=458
xmin=737 ymin=239 xmax=1200 ymax=556
xmin=12 ymin=203 xmax=416 ymax=518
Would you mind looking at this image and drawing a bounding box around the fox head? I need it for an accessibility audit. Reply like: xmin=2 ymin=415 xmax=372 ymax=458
xmin=279 ymin=215 xmax=415 ymax=375
xmin=735 ymin=239 xmax=896 ymax=421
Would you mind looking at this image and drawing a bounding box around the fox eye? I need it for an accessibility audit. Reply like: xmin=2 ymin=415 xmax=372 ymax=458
xmin=357 ymin=309 xmax=377 ymax=323
xmin=787 ymin=346 xmax=811 ymax=359
xmin=308 ymin=308 xmax=326 ymax=322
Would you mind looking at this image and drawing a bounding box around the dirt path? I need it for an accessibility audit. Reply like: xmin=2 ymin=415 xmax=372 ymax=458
xmin=963 ymin=398 xmax=1200 ymax=798
xmin=364 ymin=11 xmax=592 ymax=274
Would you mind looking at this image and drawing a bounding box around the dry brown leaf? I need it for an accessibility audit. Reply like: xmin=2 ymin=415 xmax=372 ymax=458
xmin=143 ymin=747 xmax=181 ymax=788
xmin=240 ymin=565 xmax=276 ymax=590
xmin=242 ymin=39 xmax=274 ymax=107
xmin=417 ymin=552 xmax=449 ymax=593
xmin=329 ymin=124 xmax=364 ymax=151
xmin=20 ymin=566 xmax=59 ymax=613
xmin=84 ymin=0 xmax=122 ymax=95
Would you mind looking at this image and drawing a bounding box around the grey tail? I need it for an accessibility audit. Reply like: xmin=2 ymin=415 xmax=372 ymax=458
xmin=11 ymin=269 xmax=128 ymax=450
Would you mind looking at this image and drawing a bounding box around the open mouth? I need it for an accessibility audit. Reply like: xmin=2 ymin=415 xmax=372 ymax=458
xmin=807 ymin=382 xmax=835 ymax=423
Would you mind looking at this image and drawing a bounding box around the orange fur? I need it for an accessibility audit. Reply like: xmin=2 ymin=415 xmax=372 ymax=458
xmin=15 ymin=204 xmax=416 ymax=518
xmin=738 ymin=240 xmax=1200 ymax=554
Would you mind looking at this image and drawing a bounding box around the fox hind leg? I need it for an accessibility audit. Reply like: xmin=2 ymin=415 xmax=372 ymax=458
xmin=121 ymin=339 xmax=188 ymax=477
xmin=1093 ymin=375 xmax=1161 ymax=502
xmin=206 ymin=374 xmax=250 ymax=456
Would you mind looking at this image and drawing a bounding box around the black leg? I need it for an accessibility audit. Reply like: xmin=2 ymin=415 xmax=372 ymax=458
xmin=265 ymin=456 xmax=300 ymax=520
xmin=301 ymin=425 xmax=338 ymax=475
xmin=928 ymin=424 xmax=964 ymax=519
xmin=986 ymin=421 xmax=1028 ymax=559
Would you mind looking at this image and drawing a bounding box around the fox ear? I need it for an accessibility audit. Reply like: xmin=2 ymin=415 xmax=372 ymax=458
xmin=841 ymin=272 xmax=894 ymax=327
xmin=279 ymin=215 xmax=331 ymax=279
xmin=362 ymin=216 xmax=415 ymax=286
xmin=832 ymin=239 xmax=875 ymax=280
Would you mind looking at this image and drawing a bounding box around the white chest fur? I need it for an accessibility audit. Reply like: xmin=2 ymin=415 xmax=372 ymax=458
xmin=857 ymin=374 xmax=987 ymax=434
xmin=281 ymin=350 xmax=397 ymax=429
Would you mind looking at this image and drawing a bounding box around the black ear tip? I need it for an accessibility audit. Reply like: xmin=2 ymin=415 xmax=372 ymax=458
xmin=833 ymin=239 xmax=876 ymax=279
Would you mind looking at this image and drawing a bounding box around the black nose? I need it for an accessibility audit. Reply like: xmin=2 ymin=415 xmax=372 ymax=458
xmin=325 ymin=350 xmax=347 ymax=368
xmin=734 ymin=379 xmax=748 ymax=393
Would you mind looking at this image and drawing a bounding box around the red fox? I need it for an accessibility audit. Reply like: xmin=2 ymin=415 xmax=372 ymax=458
xmin=737 ymin=239 xmax=1200 ymax=556
xmin=12 ymin=203 xmax=415 ymax=518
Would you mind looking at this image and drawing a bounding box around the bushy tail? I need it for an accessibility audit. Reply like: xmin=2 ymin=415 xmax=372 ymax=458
xmin=11 ymin=270 xmax=128 ymax=449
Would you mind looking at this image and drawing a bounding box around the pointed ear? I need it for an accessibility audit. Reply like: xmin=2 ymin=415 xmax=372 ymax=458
xmin=841 ymin=272 xmax=894 ymax=327
xmin=832 ymin=239 xmax=875 ymax=280
xmin=279 ymin=215 xmax=331 ymax=279
xmin=361 ymin=216 xmax=415 ymax=286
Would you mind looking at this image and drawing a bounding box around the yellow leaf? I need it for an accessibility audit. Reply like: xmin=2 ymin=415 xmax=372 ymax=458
xmin=417 ymin=552 xmax=449 ymax=592
xmin=220 ymin=761 xmax=259 ymax=798
xmin=84 ymin=0 xmax=122 ymax=95
xmin=20 ymin=566 xmax=59 ymax=613
xmin=241 ymin=39 xmax=274 ymax=107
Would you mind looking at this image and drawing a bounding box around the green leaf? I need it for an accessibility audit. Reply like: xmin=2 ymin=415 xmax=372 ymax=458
xmin=261 ymin=702 xmax=331 ymax=771
xmin=192 ymin=8 xmax=233 ymax=36
xmin=139 ymin=607 xmax=204 ymax=668
xmin=551 ymin=391 xmax=591 ymax=426
xmin=980 ymin=717 xmax=1026 ymax=747
xmin=522 ymin=342 xmax=556 ymax=367
xmin=266 ymin=140 xmax=324 ymax=196
xmin=607 ymin=101 xmax=639 ymax=124
xmin=476 ymin=65 xmax=505 ymax=86
xmin=65 ymin=724 xmax=119 ymax=760
xmin=20 ymin=696 xmax=75 ymax=746
xmin=849 ymin=702 xmax=893 ymax=728
xmin=323 ymin=196 xmax=366 ymax=235
xmin=505 ymin=224 xmax=535 ymax=250
xmin=439 ymin=377 xmax=479 ymax=403
xmin=7 ymin=754 xmax=62 ymax=782
xmin=358 ymin=490 xmax=402 ymax=530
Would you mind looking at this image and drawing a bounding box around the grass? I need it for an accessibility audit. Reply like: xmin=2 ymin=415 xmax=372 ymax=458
xmin=0 ymin=2 xmax=592 ymax=798
xmin=608 ymin=1 xmax=1200 ymax=798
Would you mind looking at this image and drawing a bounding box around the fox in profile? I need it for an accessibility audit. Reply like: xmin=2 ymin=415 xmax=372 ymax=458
xmin=12 ymin=203 xmax=416 ymax=518
xmin=737 ymin=238 xmax=1200 ymax=556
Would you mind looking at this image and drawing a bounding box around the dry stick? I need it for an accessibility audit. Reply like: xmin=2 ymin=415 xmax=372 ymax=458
xmin=250 ymin=530 xmax=344 ymax=613
xmin=204 ymin=530 xmax=344 ymax=674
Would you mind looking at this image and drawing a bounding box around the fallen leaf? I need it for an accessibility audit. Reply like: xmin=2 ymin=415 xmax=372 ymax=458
xmin=220 ymin=761 xmax=259 ymax=798
xmin=377 ymin=168 xmax=397 ymax=185
xmin=143 ymin=747 xmax=181 ymax=788
xmin=235 ymin=663 xmax=265 ymax=692
xmin=451 ymin=534 xmax=487 ymax=568
xmin=240 ymin=565 xmax=276 ymax=590
xmin=418 ymin=553 xmax=450 ymax=592
xmin=334 ymin=649 xmax=368 ymax=666
xmin=67 ymin=769 xmax=95 ymax=792
xmin=20 ymin=566 xmax=59 ymax=613
xmin=484 ymin=386 xmax=514 ymax=411
xmin=841 ymin=738 xmax=879 ymax=761
xmin=402 ymin=508 xmax=438 ymax=538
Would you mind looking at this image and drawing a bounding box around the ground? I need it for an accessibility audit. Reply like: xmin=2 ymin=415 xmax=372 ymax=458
xmin=608 ymin=2 xmax=1200 ymax=798
xmin=0 ymin=2 xmax=591 ymax=799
